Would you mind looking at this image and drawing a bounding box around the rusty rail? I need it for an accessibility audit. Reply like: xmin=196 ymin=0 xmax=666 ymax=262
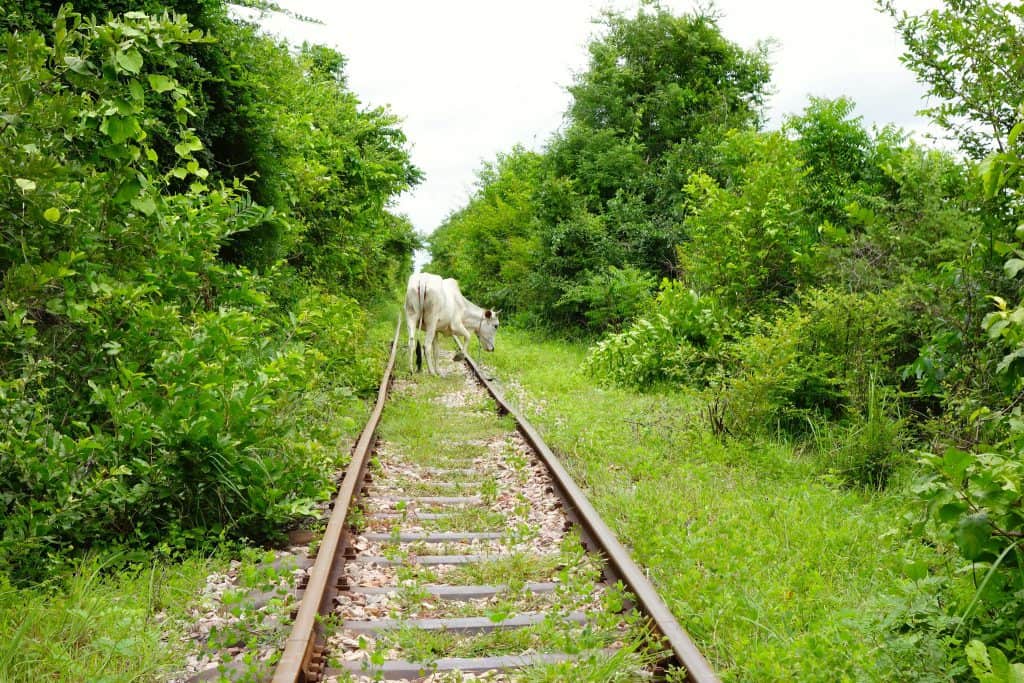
xmin=272 ymin=317 xmax=402 ymax=683
xmin=462 ymin=352 xmax=720 ymax=683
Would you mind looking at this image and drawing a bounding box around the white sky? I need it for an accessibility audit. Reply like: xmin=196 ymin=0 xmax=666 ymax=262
xmin=246 ymin=0 xmax=943 ymax=239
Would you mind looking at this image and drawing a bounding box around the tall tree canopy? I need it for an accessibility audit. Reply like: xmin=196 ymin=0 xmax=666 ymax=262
xmin=883 ymin=0 xmax=1024 ymax=158
xmin=430 ymin=3 xmax=772 ymax=330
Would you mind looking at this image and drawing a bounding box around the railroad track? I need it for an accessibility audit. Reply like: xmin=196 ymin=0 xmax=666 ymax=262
xmin=272 ymin=320 xmax=717 ymax=682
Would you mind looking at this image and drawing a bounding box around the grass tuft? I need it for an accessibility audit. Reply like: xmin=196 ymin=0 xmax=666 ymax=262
xmin=0 ymin=552 xmax=219 ymax=682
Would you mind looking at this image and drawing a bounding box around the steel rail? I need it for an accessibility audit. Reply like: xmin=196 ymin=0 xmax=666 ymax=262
xmin=272 ymin=317 xmax=402 ymax=683
xmin=462 ymin=352 xmax=720 ymax=683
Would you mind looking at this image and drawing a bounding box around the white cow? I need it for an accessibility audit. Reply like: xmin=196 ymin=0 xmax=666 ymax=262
xmin=404 ymin=272 xmax=499 ymax=375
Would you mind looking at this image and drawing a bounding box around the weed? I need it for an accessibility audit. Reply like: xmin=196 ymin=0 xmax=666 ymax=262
xmin=479 ymin=477 xmax=499 ymax=504
xmin=0 ymin=552 xmax=222 ymax=681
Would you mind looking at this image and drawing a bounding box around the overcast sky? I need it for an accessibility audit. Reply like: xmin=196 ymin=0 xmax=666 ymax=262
xmin=247 ymin=0 xmax=943 ymax=239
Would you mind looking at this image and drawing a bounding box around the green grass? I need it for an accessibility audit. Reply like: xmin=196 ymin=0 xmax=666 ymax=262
xmin=380 ymin=389 xmax=511 ymax=464
xmin=0 ymin=553 xmax=222 ymax=682
xmin=375 ymin=620 xmax=625 ymax=659
xmin=369 ymin=507 xmax=508 ymax=533
xmin=472 ymin=327 xmax=941 ymax=682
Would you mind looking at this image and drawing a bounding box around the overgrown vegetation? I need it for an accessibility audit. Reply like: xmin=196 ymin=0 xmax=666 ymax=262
xmin=431 ymin=0 xmax=1024 ymax=676
xmin=5 ymin=0 xmax=1024 ymax=677
xmin=0 ymin=1 xmax=418 ymax=585
xmin=0 ymin=553 xmax=219 ymax=680
xmin=482 ymin=330 xmax=946 ymax=681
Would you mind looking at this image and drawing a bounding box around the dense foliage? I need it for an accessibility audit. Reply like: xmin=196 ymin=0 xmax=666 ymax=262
xmin=430 ymin=5 xmax=771 ymax=331
xmin=0 ymin=3 xmax=419 ymax=581
xmin=431 ymin=0 xmax=1024 ymax=675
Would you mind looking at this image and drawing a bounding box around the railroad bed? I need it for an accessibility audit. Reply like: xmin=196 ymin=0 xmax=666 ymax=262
xmin=267 ymin=323 xmax=717 ymax=683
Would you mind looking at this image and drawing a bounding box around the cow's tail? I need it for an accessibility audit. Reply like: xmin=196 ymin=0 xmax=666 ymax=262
xmin=417 ymin=282 xmax=426 ymax=330
xmin=415 ymin=339 xmax=423 ymax=372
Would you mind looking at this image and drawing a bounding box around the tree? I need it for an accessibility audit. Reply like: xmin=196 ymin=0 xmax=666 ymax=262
xmin=679 ymin=130 xmax=815 ymax=310
xmin=0 ymin=4 xmax=419 ymax=581
xmin=519 ymin=2 xmax=772 ymax=328
xmin=429 ymin=148 xmax=544 ymax=313
xmin=784 ymin=97 xmax=874 ymax=228
xmin=565 ymin=3 xmax=771 ymax=160
xmin=883 ymin=0 xmax=1024 ymax=158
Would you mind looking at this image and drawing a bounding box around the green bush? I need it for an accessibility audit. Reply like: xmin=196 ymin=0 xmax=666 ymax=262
xmin=557 ymin=265 xmax=656 ymax=332
xmin=913 ymin=420 xmax=1024 ymax=660
xmin=585 ymin=280 xmax=724 ymax=388
xmin=0 ymin=8 xmax=406 ymax=582
xmin=814 ymin=380 xmax=906 ymax=489
xmin=722 ymin=286 xmax=919 ymax=436
xmin=679 ymin=130 xmax=817 ymax=312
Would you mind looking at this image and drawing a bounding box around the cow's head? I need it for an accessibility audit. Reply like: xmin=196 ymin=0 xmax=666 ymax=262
xmin=476 ymin=309 xmax=499 ymax=352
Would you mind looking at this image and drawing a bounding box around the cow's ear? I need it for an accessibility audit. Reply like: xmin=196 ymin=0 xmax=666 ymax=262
xmin=484 ymin=309 xmax=493 ymax=319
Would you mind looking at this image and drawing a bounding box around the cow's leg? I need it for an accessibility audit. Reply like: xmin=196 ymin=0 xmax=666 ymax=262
xmin=452 ymin=334 xmax=467 ymax=361
xmin=424 ymin=321 xmax=440 ymax=375
xmin=451 ymin=321 xmax=471 ymax=361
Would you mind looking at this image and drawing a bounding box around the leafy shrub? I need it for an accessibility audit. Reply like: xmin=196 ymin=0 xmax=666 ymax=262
xmin=557 ymin=265 xmax=656 ymax=332
xmin=585 ymin=280 xmax=724 ymax=387
xmin=849 ymin=574 xmax=964 ymax=681
xmin=679 ymin=130 xmax=817 ymax=312
xmin=722 ymin=286 xmax=919 ymax=436
xmin=903 ymin=72 xmax=1024 ymax=666
xmin=0 ymin=8 xmax=402 ymax=581
xmin=291 ymin=292 xmax=378 ymax=393
xmin=966 ymin=640 xmax=1024 ymax=682
xmin=913 ymin=425 xmax=1024 ymax=657
xmin=784 ymin=96 xmax=874 ymax=228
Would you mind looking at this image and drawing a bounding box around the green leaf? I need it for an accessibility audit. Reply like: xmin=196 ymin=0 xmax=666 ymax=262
xmin=953 ymin=512 xmax=991 ymax=561
xmin=100 ymin=115 xmax=140 ymax=144
xmin=991 ymin=647 xmax=1011 ymax=680
xmin=128 ymin=79 xmax=144 ymax=101
xmin=1009 ymin=120 xmax=1024 ymax=149
xmin=147 ymin=74 xmax=175 ymax=93
xmin=130 ymin=196 xmax=156 ymax=216
xmin=996 ymin=348 xmax=1024 ymax=375
xmin=64 ymin=55 xmax=94 ymax=75
xmin=938 ymin=501 xmax=968 ymax=523
xmin=15 ymin=178 xmax=36 ymax=192
xmin=966 ymin=639 xmax=992 ymax=676
xmin=1005 ymin=258 xmax=1024 ymax=278
xmin=903 ymin=560 xmax=929 ymax=581
xmin=115 ymin=48 xmax=143 ymax=74
xmin=986 ymin=318 xmax=1009 ymax=338
xmin=43 ymin=207 xmax=61 ymax=222
xmin=941 ymin=448 xmax=973 ymax=483
xmin=114 ymin=178 xmax=142 ymax=204
xmin=173 ymin=135 xmax=203 ymax=157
